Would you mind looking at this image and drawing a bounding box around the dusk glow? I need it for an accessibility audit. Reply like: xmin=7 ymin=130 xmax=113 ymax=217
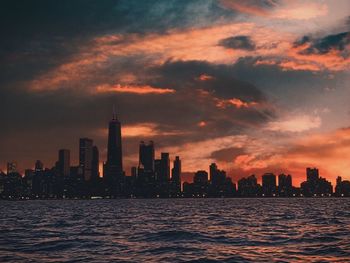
xmin=1 ymin=2 xmax=350 ymax=262
xmin=1 ymin=0 xmax=349 ymax=187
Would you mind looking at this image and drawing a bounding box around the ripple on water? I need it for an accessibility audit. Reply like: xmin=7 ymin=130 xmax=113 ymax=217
xmin=0 ymin=198 xmax=350 ymax=263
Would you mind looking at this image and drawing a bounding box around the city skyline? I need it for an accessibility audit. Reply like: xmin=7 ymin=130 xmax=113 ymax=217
xmin=2 ymin=111 xmax=350 ymax=199
xmin=1 ymin=0 xmax=350 ymax=187
xmin=0 ymin=112 xmax=347 ymax=190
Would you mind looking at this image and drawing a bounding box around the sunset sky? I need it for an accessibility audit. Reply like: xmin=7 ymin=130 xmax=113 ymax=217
xmin=1 ymin=0 xmax=349 ymax=185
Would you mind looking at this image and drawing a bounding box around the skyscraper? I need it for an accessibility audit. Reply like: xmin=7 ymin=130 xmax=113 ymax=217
xmin=58 ymin=149 xmax=70 ymax=177
xmin=262 ymin=173 xmax=277 ymax=196
xmin=159 ymin=152 xmax=170 ymax=182
xmin=79 ymin=138 xmax=93 ymax=181
xmin=171 ymin=156 xmax=181 ymax=194
xmin=104 ymin=111 xmax=123 ymax=182
xmin=6 ymin=161 xmax=17 ymax=174
xmin=35 ymin=160 xmax=43 ymax=172
xmin=278 ymin=173 xmax=292 ymax=196
xmin=139 ymin=141 xmax=155 ymax=172
xmin=307 ymin=168 xmax=319 ymax=182
xmin=171 ymin=156 xmax=181 ymax=184
xmin=91 ymin=146 xmax=99 ymax=180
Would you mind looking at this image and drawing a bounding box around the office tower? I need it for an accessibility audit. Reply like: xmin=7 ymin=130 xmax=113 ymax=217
xmin=79 ymin=138 xmax=93 ymax=181
xmin=306 ymin=168 xmax=319 ymax=182
xmin=171 ymin=156 xmax=181 ymax=183
xmin=139 ymin=141 xmax=155 ymax=172
xmin=335 ymin=176 xmax=350 ymax=197
xmin=6 ymin=162 xmax=17 ymax=175
xmin=210 ymin=162 xmax=226 ymax=185
xmin=278 ymin=173 xmax=292 ymax=196
xmin=35 ymin=160 xmax=44 ymax=172
xmin=159 ymin=152 xmax=170 ymax=182
xmin=209 ymin=163 xmax=217 ymax=181
xmin=91 ymin=146 xmax=99 ymax=180
xmin=238 ymin=175 xmax=259 ymax=197
xmin=58 ymin=149 xmax=70 ymax=177
xmin=194 ymin=170 xmax=208 ymax=184
xmin=301 ymin=167 xmax=332 ymax=196
xmin=154 ymin=159 xmax=161 ymax=181
xmin=104 ymin=111 xmax=123 ymax=182
xmin=262 ymin=173 xmax=277 ymax=196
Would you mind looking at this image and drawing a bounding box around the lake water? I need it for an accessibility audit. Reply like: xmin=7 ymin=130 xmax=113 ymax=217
xmin=1 ymin=198 xmax=350 ymax=262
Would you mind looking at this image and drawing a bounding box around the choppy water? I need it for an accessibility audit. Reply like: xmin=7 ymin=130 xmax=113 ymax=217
xmin=1 ymin=198 xmax=350 ymax=263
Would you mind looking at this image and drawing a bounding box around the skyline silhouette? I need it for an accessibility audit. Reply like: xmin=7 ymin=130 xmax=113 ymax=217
xmin=1 ymin=112 xmax=350 ymax=199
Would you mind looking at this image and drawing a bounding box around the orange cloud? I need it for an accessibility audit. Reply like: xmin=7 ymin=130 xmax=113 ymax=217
xmin=219 ymin=0 xmax=328 ymax=20
xmin=219 ymin=0 xmax=271 ymax=17
xmin=266 ymin=114 xmax=322 ymax=132
xmin=97 ymin=123 xmax=185 ymax=138
xmin=216 ymin=98 xmax=258 ymax=109
xmin=95 ymin=84 xmax=175 ymax=94
xmin=197 ymin=74 xmax=215 ymax=81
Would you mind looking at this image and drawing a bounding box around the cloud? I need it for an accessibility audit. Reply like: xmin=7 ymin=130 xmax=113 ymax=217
xmin=210 ymin=146 xmax=245 ymax=162
xmin=95 ymin=84 xmax=175 ymax=94
xmin=219 ymin=0 xmax=328 ymax=20
xmin=216 ymin=98 xmax=258 ymax=109
xmin=265 ymin=114 xmax=321 ymax=132
xmin=295 ymin=32 xmax=350 ymax=55
xmin=219 ymin=35 xmax=256 ymax=50
xmin=219 ymin=0 xmax=275 ymax=17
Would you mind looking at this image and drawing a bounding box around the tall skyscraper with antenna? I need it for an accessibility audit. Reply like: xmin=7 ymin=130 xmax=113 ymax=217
xmin=104 ymin=107 xmax=124 ymax=189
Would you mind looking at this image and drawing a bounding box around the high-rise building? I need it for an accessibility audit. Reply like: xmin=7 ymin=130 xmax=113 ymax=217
xmin=194 ymin=170 xmax=208 ymax=184
xmin=79 ymin=138 xmax=93 ymax=181
xmin=35 ymin=160 xmax=44 ymax=172
xmin=104 ymin=111 xmax=123 ymax=183
xmin=262 ymin=173 xmax=277 ymax=196
xmin=307 ymin=168 xmax=319 ymax=182
xmin=91 ymin=146 xmax=99 ymax=180
xmin=6 ymin=161 xmax=17 ymax=174
xmin=210 ymin=162 xmax=226 ymax=185
xmin=139 ymin=141 xmax=155 ymax=172
xmin=278 ymin=173 xmax=292 ymax=196
xmin=58 ymin=149 xmax=70 ymax=177
xmin=171 ymin=156 xmax=182 ymax=195
xmin=171 ymin=156 xmax=181 ymax=184
xmin=159 ymin=152 xmax=170 ymax=182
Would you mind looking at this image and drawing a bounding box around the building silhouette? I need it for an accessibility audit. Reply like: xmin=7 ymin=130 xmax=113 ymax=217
xmin=262 ymin=173 xmax=277 ymax=196
xmin=159 ymin=153 xmax=170 ymax=182
xmin=7 ymin=161 xmax=17 ymax=175
xmin=91 ymin=146 xmax=99 ymax=181
xmin=278 ymin=174 xmax=293 ymax=197
xmin=98 ymin=110 xmax=125 ymax=197
xmin=58 ymin=149 xmax=70 ymax=177
xmin=79 ymin=138 xmax=93 ymax=181
xmin=1 ymin=111 xmax=347 ymax=199
xmin=335 ymin=176 xmax=350 ymax=197
xmin=301 ymin=168 xmax=332 ymax=196
xmin=171 ymin=156 xmax=181 ymax=195
xmin=238 ymin=175 xmax=261 ymax=197
xmin=103 ymin=111 xmax=124 ymax=192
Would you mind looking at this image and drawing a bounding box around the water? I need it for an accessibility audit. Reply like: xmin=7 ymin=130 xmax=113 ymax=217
xmin=0 ymin=198 xmax=350 ymax=263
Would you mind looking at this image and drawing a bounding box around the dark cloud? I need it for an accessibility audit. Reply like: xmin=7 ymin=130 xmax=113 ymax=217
xmin=0 ymin=58 xmax=276 ymax=172
xmin=149 ymin=60 xmax=265 ymax=102
xmin=218 ymin=35 xmax=256 ymax=51
xmin=0 ymin=0 xmax=236 ymax=86
xmin=295 ymin=32 xmax=350 ymax=56
xmin=210 ymin=147 xmax=245 ymax=162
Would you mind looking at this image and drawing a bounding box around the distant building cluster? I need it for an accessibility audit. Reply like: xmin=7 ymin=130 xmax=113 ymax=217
xmin=1 ymin=114 xmax=350 ymax=200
